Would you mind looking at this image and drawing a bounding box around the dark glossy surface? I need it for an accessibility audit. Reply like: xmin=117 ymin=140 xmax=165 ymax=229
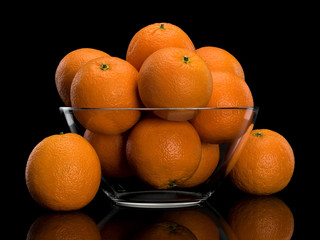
xmin=19 ymin=179 xmax=299 ymax=239
xmin=9 ymin=6 xmax=305 ymax=239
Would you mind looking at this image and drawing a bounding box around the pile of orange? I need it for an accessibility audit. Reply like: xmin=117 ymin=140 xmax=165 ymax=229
xmin=25 ymin=22 xmax=295 ymax=211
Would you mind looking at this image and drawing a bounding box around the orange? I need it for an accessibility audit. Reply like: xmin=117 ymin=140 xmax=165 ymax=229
xmin=126 ymin=22 xmax=195 ymax=71
xmin=180 ymin=143 xmax=219 ymax=188
xmin=55 ymin=48 xmax=110 ymax=106
xmin=27 ymin=212 xmax=101 ymax=240
xmin=228 ymin=196 xmax=294 ymax=240
xmin=160 ymin=209 xmax=220 ymax=240
xmin=25 ymin=133 xmax=101 ymax=211
xmin=133 ymin=221 xmax=197 ymax=240
xmin=84 ymin=129 xmax=133 ymax=178
xmin=230 ymin=129 xmax=295 ymax=195
xmin=70 ymin=56 xmax=141 ymax=135
xmin=196 ymin=46 xmax=245 ymax=80
xmin=190 ymin=71 xmax=254 ymax=143
xmin=224 ymin=123 xmax=254 ymax=176
xmin=138 ymin=47 xmax=213 ymax=108
xmin=126 ymin=116 xmax=201 ymax=189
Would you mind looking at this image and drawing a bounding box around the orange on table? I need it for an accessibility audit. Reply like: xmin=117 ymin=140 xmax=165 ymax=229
xmin=133 ymin=221 xmax=197 ymax=240
xmin=228 ymin=196 xmax=294 ymax=240
xmin=230 ymin=129 xmax=295 ymax=195
xmin=160 ymin=209 xmax=220 ymax=240
xmin=138 ymin=47 xmax=213 ymax=108
xmin=70 ymin=56 xmax=141 ymax=135
xmin=55 ymin=48 xmax=110 ymax=106
xmin=190 ymin=71 xmax=254 ymax=143
xmin=126 ymin=22 xmax=195 ymax=71
xmin=126 ymin=116 xmax=201 ymax=189
xmin=27 ymin=212 xmax=101 ymax=240
xmin=180 ymin=143 xmax=219 ymax=188
xmin=84 ymin=129 xmax=133 ymax=178
xmin=25 ymin=133 xmax=101 ymax=211
xmin=196 ymin=46 xmax=245 ymax=80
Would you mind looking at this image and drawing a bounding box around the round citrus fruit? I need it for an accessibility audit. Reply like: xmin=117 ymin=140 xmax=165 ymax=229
xmin=230 ymin=129 xmax=295 ymax=195
xmin=55 ymin=48 xmax=110 ymax=106
xmin=196 ymin=46 xmax=245 ymax=80
xmin=180 ymin=143 xmax=219 ymax=188
xmin=70 ymin=56 xmax=141 ymax=135
xmin=138 ymin=47 xmax=213 ymax=108
xmin=126 ymin=22 xmax=195 ymax=71
xmin=27 ymin=212 xmax=101 ymax=240
xmin=228 ymin=196 xmax=294 ymax=240
xmin=126 ymin=116 xmax=201 ymax=189
xmin=190 ymin=71 xmax=254 ymax=143
xmin=160 ymin=209 xmax=220 ymax=240
xmin=25 ymin=133 xmax=101 ymax=211
xmin=84 ymin=129 xmax=133 ymax=178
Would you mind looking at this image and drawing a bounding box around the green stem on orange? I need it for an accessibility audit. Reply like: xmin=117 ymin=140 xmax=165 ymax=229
xmin=183 ymin=55 xmax=191 ymax=64
xmin=169 ymin=180 xmax=177 ymax=188
xmin=100 ymin=63 xmax=110 ymax=71
xmin=159 ymin=23 xmax=165 ymax=30
xmin=168 ymin=225 xmax=177 ymax=232
xmin=253 ymin=131 xmax=263 ymax=137
xmin=59 ymin=132 xmax=64 ymax=135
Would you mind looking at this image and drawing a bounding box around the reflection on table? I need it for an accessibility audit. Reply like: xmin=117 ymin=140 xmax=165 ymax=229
xmin=26 ymin=195 xmax=294 ymax=240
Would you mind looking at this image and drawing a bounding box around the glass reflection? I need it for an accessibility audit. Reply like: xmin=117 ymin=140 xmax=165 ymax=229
xmin=26 ymin=195 xmax=294 ymax=239
xmin=98 ymin=203 xmax=233 ymax=240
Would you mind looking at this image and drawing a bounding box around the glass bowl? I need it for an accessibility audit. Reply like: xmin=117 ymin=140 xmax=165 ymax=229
xmin=60 ymin=107 xmax=258 ymax=208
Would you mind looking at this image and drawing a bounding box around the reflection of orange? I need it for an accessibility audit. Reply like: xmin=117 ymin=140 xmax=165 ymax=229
xmin=126 ymin=22 xmax=195 ymax=71
xmin=190 ymin=71 xmax=253 ymax=143
xmin=180 ymin=143 xmax=219 ymax=188
xmin=230 ymin=129 xmax=295 ymax=195
xmin=196 ymin=46 xmax=245 ymax=80
xmin=25 ymin=133 xmax=101 ymax=211
xmin=228 ymin=196 xmax=294 ymax=240
xmin=55 ymin=48 xmax=110 ymax=106
xmin=27 ymin=212 xmax=101 ymax=240
xmin=161 ymin=209 xmax=220 ymax=240
xmin=126 ymin=117 xmax=201 ymax=189
xmin=70 ymin=56 xmax=141 ymax=135
xmin=133 ymin=221 xmax=197 ymax=240
xmin=84 ymin=129 xmax=133 ymax=178
xmin=219 ymin=216 xmax=238 ymax=240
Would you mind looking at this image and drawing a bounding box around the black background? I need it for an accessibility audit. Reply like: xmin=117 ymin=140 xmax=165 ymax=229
xmin=8 ymin=4 xmax=308 ymax=239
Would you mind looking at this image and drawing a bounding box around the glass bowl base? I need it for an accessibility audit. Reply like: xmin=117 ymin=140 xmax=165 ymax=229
xmin=102 ymin=189 xmax=209 ymax=208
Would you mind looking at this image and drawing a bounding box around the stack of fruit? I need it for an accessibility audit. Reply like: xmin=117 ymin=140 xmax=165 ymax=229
xmin=25 ymin=23 xmax=294 ymax=211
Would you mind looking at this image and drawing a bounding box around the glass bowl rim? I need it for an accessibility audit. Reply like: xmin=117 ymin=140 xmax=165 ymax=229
xmin=59 ymin=106 xmax=259 ymax=111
